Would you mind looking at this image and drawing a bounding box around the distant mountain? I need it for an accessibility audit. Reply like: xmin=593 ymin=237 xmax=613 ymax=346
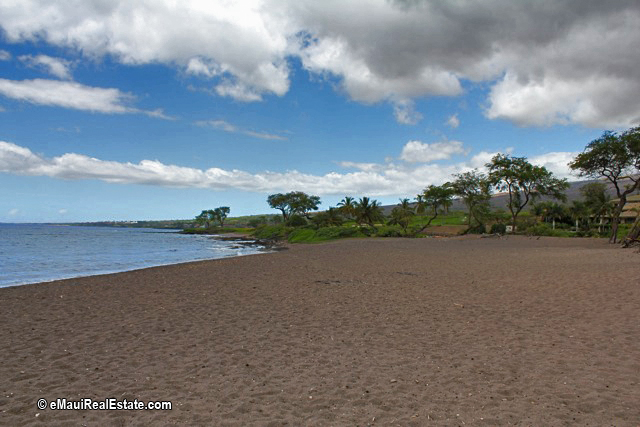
xmin=381 ymin=176 xmax=639 ymax=215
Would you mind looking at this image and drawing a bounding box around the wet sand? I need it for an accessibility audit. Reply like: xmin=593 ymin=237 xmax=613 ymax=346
xmin=1 ymin=236 xmax=639 ymax=426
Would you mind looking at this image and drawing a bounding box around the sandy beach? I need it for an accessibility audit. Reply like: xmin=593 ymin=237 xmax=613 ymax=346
xmin=1 ymin=236 xmax=639 ymax=426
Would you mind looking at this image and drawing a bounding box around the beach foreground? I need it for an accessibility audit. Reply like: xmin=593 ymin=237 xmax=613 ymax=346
xmin=1 ymin=236 xmax=639 ymax=426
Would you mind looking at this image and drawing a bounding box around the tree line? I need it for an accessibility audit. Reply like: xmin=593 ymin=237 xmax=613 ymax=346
xmin=194 ymin=126 xmax=640 ymax=245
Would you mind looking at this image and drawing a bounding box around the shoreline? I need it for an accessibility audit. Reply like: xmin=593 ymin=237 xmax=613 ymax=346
xmin=2 ymin=236 xmax=639 ymax=425
xmin=0 ymin=227 xmax=276 ymax=289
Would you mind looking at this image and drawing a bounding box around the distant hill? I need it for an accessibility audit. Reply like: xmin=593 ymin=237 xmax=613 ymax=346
xmin=381 ymin=176 xmax=640 ymax=214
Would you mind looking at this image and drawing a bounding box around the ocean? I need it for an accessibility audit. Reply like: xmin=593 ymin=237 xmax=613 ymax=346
xmin=0 ymin=224 xmax=268 ymax=288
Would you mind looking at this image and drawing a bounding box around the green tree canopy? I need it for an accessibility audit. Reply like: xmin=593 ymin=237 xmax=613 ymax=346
xmin=267 ymin=191 xmax=321 ymax=222
xmin=387 ymin=198 xmax=415 ymax=234
xmin=212 ymin=206 xmax=230 ymax=227
xmin=580 ymin=182 xmax=611 ymax=230
xmin=487 ymin=154 xmax=568 ymax=230
xmin=412 ymin=184 xmax=455 ymax=236
xmin=450 ymin=170 xmax=492 ymax=230
xmin=569 ymin=128 xmax=640 ymax=242
xmin=337 ymin=196 xmax=356 ymax=219
xmin=354 ymin=197 xmax=384 ymax=230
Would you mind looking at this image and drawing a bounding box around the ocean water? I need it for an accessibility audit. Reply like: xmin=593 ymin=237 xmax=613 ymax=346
xmin=0 ymin=224 xmax=268 ymax=288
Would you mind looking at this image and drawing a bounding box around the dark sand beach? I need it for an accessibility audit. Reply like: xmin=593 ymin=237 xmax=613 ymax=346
xmin=1 ymin=236 xmax=639 ymax=426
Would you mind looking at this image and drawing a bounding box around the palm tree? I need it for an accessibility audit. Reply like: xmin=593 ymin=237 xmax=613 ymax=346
xmin=569 ymin=201 xmax=589 ymax=231
xmin=414 ymin=194 xmax=426 ymax=215
xmin=547 ymin=203 xmax=567 ymax=230
xmin=337 ymin=196 xmax=356 ymax=220
xmin=388 ymin=199 xmax=415 ymax=234
xmin=354 ymin=197 xmax=384 ymax=230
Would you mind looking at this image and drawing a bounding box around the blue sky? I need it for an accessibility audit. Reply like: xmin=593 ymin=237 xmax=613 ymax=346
xmin=1 ymin=1 xmax=639 ymax=222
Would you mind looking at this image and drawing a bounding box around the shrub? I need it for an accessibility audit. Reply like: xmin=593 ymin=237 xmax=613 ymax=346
xmin=467 ymin=223 xmax=487 ymax=234
xmin=526 ymin=223 xmax=574 ymax=237
xmin=253 ymin=224 xmax=291 ymax=240
xmin=286 ymin=215 xmax=308 ymax=227
xmin=490 ymin=223 xmax=507 ymax=234
xmin=374 ymin=225 xmax=404 ymax=237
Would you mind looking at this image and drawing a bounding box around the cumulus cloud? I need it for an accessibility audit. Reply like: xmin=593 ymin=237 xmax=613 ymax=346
xmin=8 ymin=208 xmax=19 ymax=216
xmin=3 ymin=140 xmax=576 ymax=197
xmin=1 ymin=1 xmax=639 ymax=125
xmin=0 ymin=78 xmax=172 ymax=118
xmin=0 ymin=50 xmax=10 ymax=61
xmin=196 ymin=119 xmax=288 ymax=141
xmin=530 ymin=151 xmax=581 ymax=181
xmin=400 ymin=140 xmax=467 ymax=163
xmin=19 ymin=54 xmax=73 ymax=79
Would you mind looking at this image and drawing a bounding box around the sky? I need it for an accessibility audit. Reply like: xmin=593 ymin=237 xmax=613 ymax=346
xmin=1 ymin=0 xmax=639 ymax=223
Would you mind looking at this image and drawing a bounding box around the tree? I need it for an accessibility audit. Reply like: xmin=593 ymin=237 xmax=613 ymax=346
xmin=354 ymin=197 xmax=384 ymax=230
xmin=487 ymin=154 xmax=568 ymax=231
xmin=580 ymin=182 xmax=611 ymax=232
xmin=288 ymin=192 xmax=321 ymax=218
xmin=414 ymin=194 xmax=426 ymax=215
xmin=337 ymin=196 xmax=357 ymax=219
xmin=450 ymin=170 xmax=492 ymax=232
xmin=312 ymin=207 xmax=344 ymax=228
xmin=413 ymin=184 xmax=454 ymax=236
xmin=212 ymin=206 xmax=230 ymax=227
xmin=569 ymin=128 xmax=640 ymax=243
xmin=267 ymin=193 xmax=290 ymax=222
xmin=195 ymin=210 xmax=213 ymax=228
xmin=267 ymin=192 xmax=321 ymax=222
xmin=387 ymin=198 xmax=415 ymax=234
xmin=569 ymin=200 xmax=590 ymax=232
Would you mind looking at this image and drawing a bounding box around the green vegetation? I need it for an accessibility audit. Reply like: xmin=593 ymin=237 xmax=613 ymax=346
xmin=184 ymin=127 xmax=640 ymax=247
xmin=569 ymin=127 xmax=640 ymax=243
xmin=267 ymin=192 xmax=320 ymax=223
xmin=449 ymin=170 xmax=492 ymax=233
xmin=487 ymin=154 xmax=569 ymax=229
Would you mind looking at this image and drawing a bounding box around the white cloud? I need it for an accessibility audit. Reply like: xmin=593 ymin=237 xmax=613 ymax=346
xmin=446 ymin=113 xmax=460 ymax=129
xmin=0 ymin=0 xmax=291 ymax=103
xmin=196 ymin=119 xmax=288 ymax=141
xmin=8 ymin=208 xmax=19 ymax=216
xmin=19 ymin=54 xmax=73 ymax=79
xmin=3 ymin=140 xmax=576 ymax=198
xmin=400 ymin=140 xmax=467 ymax=163
xmin=393 ymin=100 xmax=423 ymax=125
xmin=58 ymin=208 xmax=68 ymax=214
xmin=1 ymin=1 xmax=639 ymax=125
xmin=0 ymin=78 xmax=172 ymax=118
xmin=0 ymin=50 xmax=10 ymax=61
xmin=530 ymin=151 xmax=581 ymax=181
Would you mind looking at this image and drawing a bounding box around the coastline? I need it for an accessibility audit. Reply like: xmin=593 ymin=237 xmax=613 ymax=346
xmin=0 ymin=225 xmax=275 ymax=289
xmin=2 ymin=236 xmax=639 ymax=425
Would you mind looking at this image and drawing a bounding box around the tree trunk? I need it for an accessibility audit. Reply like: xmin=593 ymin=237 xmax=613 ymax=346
xmin=413 ymin=212 xmax=439 ymax=237
xmin=609 ymin=197 xmax=627 ymax=244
